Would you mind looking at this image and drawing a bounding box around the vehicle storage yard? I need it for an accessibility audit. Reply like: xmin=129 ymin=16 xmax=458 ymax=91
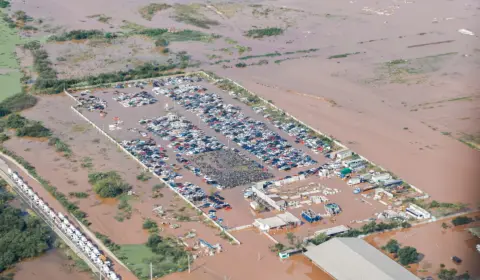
xmin=67 ymin=73 xmax=430 ymax=244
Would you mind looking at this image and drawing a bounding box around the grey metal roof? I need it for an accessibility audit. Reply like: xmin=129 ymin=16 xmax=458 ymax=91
xmin=304 ymin=238 xmax=420 ymax=280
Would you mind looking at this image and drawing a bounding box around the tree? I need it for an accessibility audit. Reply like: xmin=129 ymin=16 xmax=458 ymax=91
xmin=438 ymin=268 xmax=457 ymax=280
xmin=88 ymin=171 xmax=130 ymax=198
xmin=6 ymin=114 xmax=27 ymax=128
xmin=457 ymin=272 xmax=470 ymax=280
xmin=383 ymin=239 xmax=400 ymax=254
xmin=441 ymin=222 xmax=448 ymax=229
xmin=452 ymin=216 xmax=474 ymax=226
xmin=397 ymin=246 xmax=418 ymax=265
xmin=361 ymin=221 xmax=377 ymax=234
xmin=286 ymin=232 xmax=296 ymax=246
xmin=311 ymin=233 xmax=329 ymax=245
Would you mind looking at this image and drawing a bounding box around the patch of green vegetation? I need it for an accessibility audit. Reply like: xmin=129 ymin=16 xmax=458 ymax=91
xmin=245 ymin=27 xmax=283 ymax=39
xmin=0 ymin=12 xmax=28 ymax=100
xmin=81 ymin=157 xmax=93 ymax=168
xmin=0 ymin=0 xmax=10 ymax=8
xmin=159 ymin=30 xmax=220 ymax=43
xmin=0 ymin=189 xmax=52 ymax=273
xmin=458 ymin=133 xmax=480 ymax=151
xmin=139 ymin=3 xmax=171 ymax=21
xmin=452 ymin=216 xmax=474 ymax=226
xmin=88 ymin=171 xmax=131 ymax=198
xmin=0 ymin=133 xmax=9 ymax=142
xmin=118 ymin=235 xmax=189 ymax=279
xmin=48 ymin=30 xmax=105 ymax=41
xmin=115 ymin=194 xmax=132 ymax=222
xmin=235 ymin=62 xmax=247 ymax=68
xmin=0 ymin=92 xmax=37 ymax=113
xmin=0 ymin=147 xmax=89 ymax=225
xmin=210 ymin=59 xmax=231 ymax=65
xmin=5 ymin=113 xmax=51 ymax=138
xmin=328 ymin=52 xmax=361 ymax=59
xmin=372 ymin=53 xmax=458 ymax=85
xmin=239 ymin=51 xmax=282 ymax=60
xmin=173 ymin=4 xmax=219 ymax=29
xmin=48 ymin=136 xmax=71 ymax=156
xmin=97 ymin=15 xmax=112 ymax=24
xmin=136 ymin=171 xmax=151 ymax=181
xmin=142 ymin=218 xmax=159 ymax=233
xmin=69 ymin=192 xmax=89 ymax=199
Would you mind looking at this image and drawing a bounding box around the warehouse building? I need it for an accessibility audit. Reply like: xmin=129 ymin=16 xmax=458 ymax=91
xmin=304 ymin=238 xmax=419 ymax=280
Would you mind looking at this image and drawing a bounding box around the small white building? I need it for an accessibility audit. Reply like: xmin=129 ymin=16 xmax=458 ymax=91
xmin=253 ymin=212 xmax=301 ymax=231
xmin=336 ymin=149 xmax=353 ymax=160
xmin=405 ymin=204 xmax=431 ymax=220
xmin=371 ymin=173 xmax=392 ymax=183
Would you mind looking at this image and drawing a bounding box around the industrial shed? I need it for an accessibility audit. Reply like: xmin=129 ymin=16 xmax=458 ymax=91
xmin=304 ymin=238 xmax=419 ymax=280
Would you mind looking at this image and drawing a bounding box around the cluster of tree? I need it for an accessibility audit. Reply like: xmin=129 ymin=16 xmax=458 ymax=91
xmin=142 ymin=219 xmax=158 ymax=234
xmin=437 ymin=268 xmax=470 ymax=280
xmin=88 ymin=171 xmax=130 ymax=198
xmin=309 ymin=220 xmax=411 ymax=248
xmin=0 ymin=185 xmax=52 ymax=272
xmin=0 ymin=0 xmax=10 ymax=9
xmin=452 ymin=216 xmax=474 ymax=226
xmin=5 ymin=114 xmax=51 ymax=138
xmin=0 ymin=93 xmax=37 ymax=115
xmin=381 ymin=239 xmax=419 ymax=266
xmin=0 ymin=147 xmax=89 ymax=225
xmin=48 ymin=30 xmax=105 ymax=41
xmin=245 ymin=27 xmax=284 ymax=39
xmin=336 ymin=220 xmax=411 ymax=238
xmin=145 ymin=234 xmax=189 ymax=276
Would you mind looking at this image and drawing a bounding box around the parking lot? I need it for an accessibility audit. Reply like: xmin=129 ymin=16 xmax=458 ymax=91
xmin=70 ymin=74 xmax=431 ymax=242
xmin=69 ymin=76 xmax=332 ymax=229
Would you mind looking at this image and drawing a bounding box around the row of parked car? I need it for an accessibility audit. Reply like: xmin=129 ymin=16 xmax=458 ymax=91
xmin=121 ymin=138 xmax=183 ymax=181
xmin=76 ymin=91 xmax=107 ymax=112
xmin=112 ymin=91 xmax=157 ymax=108
xmin=140 ymin=114 xmax=225 ymax=155
xmin=152 ymin=84 xmax=317 ymax=171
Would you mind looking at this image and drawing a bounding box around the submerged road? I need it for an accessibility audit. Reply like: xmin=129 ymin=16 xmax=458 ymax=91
xmin=0 ymin=157 xmax=108 ymax=279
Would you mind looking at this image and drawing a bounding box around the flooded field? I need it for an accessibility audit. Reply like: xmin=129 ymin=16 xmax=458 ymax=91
xmin=13 ymin=250 xmax=91 ymax=280
xmin=365 ymin=214 xmax=480 ymax=279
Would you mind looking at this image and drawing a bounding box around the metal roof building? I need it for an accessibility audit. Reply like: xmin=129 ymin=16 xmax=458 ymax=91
xmin=304 ymin=238 xmax=420 ymax=280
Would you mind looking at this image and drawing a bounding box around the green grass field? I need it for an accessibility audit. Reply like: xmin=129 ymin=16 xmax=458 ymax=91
xmin=0 ymin=12 xmax=25 ymax=101
xmin=118 ymin=244 xmax=157 ymax=278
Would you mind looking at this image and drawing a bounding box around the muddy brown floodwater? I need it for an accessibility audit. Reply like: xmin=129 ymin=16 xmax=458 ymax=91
xmin=13 ymin=250 xmax=91 ymax=280
xmin=365 ymin=213 xmax=480 ymax=279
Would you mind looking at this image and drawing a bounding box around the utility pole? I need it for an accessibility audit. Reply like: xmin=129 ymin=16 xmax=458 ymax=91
xmin=188 ymin=254 xmax=191 ymax=273
xmin=150 ymin=262 xmax=153 ymax=280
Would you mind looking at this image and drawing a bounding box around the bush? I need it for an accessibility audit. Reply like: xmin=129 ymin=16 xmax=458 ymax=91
xmin=397 ymin=246 xmax=418 ymax=265
xmin=6 ymin=114 xmax=27 ymax=128
xmin=0 ymin=134 xmax=9 ymax=143
xmin=438 ymin=268 xmax=457 ymax=280
xmin=311 ymin=233 xmax=329 ymax=245
xmin=88 ymin=171 xmax=130 ymax=198
xmin=48 ymin=137 xmax=71 ymax=155
xmin=0 ymin=0 xmax=10 ymax=8
xmin=235 ymin=62 xmax=247 ymax=68
xmin=16 ymin=121 xmax=51 ymax=137
xmin=48 ymin=30 xmax=104 ymax=41
xmin=155 ymin=38 xmax=169 ymax=47
xmin=245 ymin=27 xmax=284 ymax=39
xmin=452 ymin=216 xmax=474 ymax=226
xmin=69 ymin=192 xmax=89 ymax=198
xmin=382 ymin=239 xmax=400 ymax=254
xmin=0 ymin=93 xmax=37 ymax=112
xmin=136 ymin=172 xmax=151 ymax=181
xmin=142 ymin=219 xmax=158 ymax=233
